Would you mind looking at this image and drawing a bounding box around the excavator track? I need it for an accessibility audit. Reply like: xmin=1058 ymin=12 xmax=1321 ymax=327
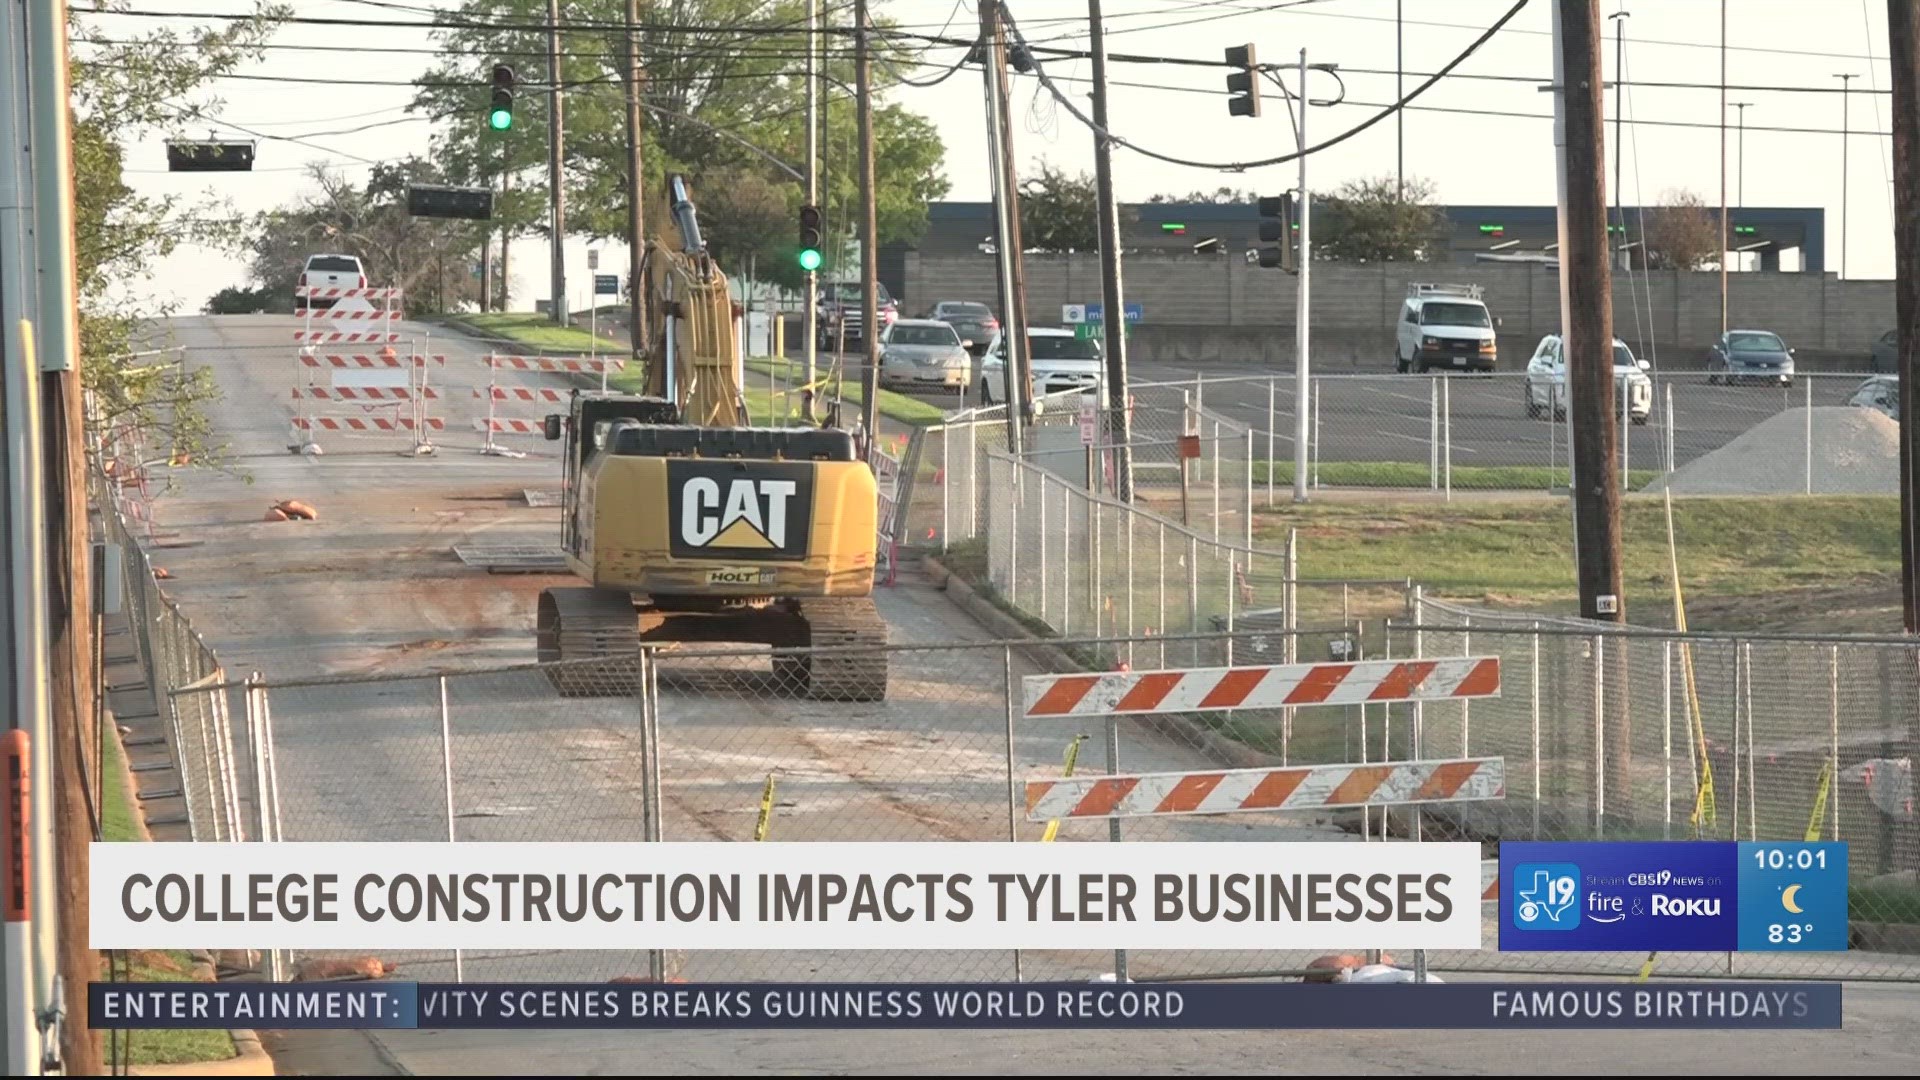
xmin=537 ymin=587 xmax=643 ymax=697
xmin=788 ymin=595 xmax=890 ymax=702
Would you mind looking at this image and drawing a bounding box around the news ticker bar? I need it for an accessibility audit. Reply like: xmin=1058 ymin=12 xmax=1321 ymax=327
xmin=89 ymin=982 xmax=1842 ymax=1031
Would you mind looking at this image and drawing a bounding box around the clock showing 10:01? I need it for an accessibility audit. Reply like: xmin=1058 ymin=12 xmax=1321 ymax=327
xmin=1736 ymin=842 xmax=1848 ymax=952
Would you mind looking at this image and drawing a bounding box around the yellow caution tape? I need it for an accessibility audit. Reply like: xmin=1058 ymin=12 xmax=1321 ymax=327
xmin=1040 ymin=736 xmax=1088 ymax=844
xmin=1804 ymin=759 xmax=1832 ymax=843
xmin=754 ymin=772 xmax=778 ymax=842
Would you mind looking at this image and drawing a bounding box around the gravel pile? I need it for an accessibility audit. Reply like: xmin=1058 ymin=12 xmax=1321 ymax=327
xmin=1648 ymin=406 xmax=1899 ymax=495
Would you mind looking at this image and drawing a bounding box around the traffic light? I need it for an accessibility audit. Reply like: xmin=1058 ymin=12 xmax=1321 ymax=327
xmin=1225 ymin=44 xmax=1260 ymax=118
xmin=488 ymin=64 xmax=515 ymax=131
xmin=797 ymin=204 xmax=824 ymax=272
xmin=1256 ymin=193 xmax=1295 ymax=272
xmin=408 ymin=184 xmax=495 ymax=221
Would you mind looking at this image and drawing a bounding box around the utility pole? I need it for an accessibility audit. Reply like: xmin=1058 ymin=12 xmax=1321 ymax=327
xmin=1396 ymin=0 xmax=1404 ymax=199
xmin=1718 ymin=0 xmax=1727 ymax=338
xmin=0 ymin=4 xmax=52 ymax=1073
xmin=1889 ymin=0 xmax=1920 ymax=634
xmin=1836 ymin=73 xmax=1858 ymax=280
xmin=803 ymin=0 xmax=820 ymax=420
xmin=546 ymin=0 xmax=569 ymax=327
xmin=1608 ymin=9 xmax=1627 ymax=265
xmin=988 ymin=3 xmax=1035 ymax=423
xmin=623 ymin=0 xmax=649 ymax=355
xmin=1293 ymin=48 xmax=1312 ymax=505
xmin=1087 ymin=0 xmax=1133 ymax=502
xmin=855 ymin=0 xmax=880 ymax=443
xmin=978 ymin=3 xmax=1023 ymax=453
xmin=499 ymin=171 xmax=512 ymax=310
xmin=28 ymin=0 xmax=101 ymax=1070
xmin=1555 ymin=0 xmax=1631 ymax=828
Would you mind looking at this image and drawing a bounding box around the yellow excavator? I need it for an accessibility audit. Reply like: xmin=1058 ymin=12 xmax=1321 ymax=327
xmin=535 ymin=175 xmax=888 ymax=700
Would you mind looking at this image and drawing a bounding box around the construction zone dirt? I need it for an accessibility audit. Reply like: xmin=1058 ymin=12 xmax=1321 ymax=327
xmin=1647 ymin=406 xmax=1899 ymax=496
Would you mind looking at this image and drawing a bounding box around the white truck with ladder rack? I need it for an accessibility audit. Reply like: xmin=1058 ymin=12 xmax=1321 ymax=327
xmin=1395 ymin=282 xmax=1502 ymax=374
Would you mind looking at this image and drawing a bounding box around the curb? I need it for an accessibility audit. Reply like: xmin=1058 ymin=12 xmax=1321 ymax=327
xmin=922 ymin=554 xmax=1275 ymax=770
xmin=109 ymin=711 xmax=275 ymax=1076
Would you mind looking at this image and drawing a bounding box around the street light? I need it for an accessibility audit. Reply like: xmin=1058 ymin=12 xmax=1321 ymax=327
xmin=1835 ymin=73 xmax=1858 ymax=280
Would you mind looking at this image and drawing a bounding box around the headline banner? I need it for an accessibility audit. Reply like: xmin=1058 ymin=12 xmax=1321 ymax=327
xmin=88 ymin=981 xmax=1843 ymax=1030
xmin=90 ymin=841 xmax=1482 ymax=952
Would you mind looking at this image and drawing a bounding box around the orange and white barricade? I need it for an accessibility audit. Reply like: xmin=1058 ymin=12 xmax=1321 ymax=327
xmin=290 ymin=286 xmax=444 ymax=453
xmin=474 ymin=354 xmax=624 ymax=457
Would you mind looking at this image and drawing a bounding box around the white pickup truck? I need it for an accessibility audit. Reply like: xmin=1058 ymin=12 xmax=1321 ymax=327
xmin=296 ymin=253 xmax=368 ymax=313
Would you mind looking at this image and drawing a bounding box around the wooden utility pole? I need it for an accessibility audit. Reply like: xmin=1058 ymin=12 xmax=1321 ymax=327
xmin=977 ymin=1 xmax=1023 ymax=453
xmin=1556 ymin=0 xmax=1632 ymax=826
xmin=855 ymin=0 xmax=880 ymax=443
xmin=1890 ymin=0 xmax=1920 ymax=633
xmin=545 ymin=0 xmax=569 ymax=327
xmin=623 ymin=1 xmax=649 ymax=356
xmin=988 ymin=2 xmax=1035 ymax=421
xmin=1087 ymin=0 xmax=1133 ymax=502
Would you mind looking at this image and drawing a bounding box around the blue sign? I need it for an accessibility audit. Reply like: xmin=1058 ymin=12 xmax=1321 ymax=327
xmin=594 ymin=274 xmax=620 ymax=296
xmin=91 ymin=981 xmax=1843 ymax=1030
xmin=1737 ymin=842 xmax=1848 ymax=951
xmin=1501 ymin=842 xmax=1850 ymax=953
xmin=1501 ymin=842 xmax=1741 ymax=952
xmin=1083 ymin=302 xmax=1143 ymax=324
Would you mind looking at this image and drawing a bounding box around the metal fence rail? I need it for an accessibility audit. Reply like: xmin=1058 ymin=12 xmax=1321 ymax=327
xmin=1135 ymin=370 xmax=1895 ymax=500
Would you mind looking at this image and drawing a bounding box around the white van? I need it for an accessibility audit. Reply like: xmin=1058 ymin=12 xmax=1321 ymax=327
xmin=1395 ymin=283 xmax=1500 ymax=373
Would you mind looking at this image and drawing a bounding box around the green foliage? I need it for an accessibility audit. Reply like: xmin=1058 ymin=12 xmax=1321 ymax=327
xmin=243 ymin=160 xmax=490 ymax=315
xmin=1317 ymin=175 xmax=1447 ymax=263
xmin=202 ymin=285 xmax=286 ymax=315
xmin=1148 ymin=186 xmax=1258 ymax=205
xmin=1018 ymin=162 xmax=1136 ymax=253
xmin=70 ymin=2 xmax=288 ymax=464
xmin=408 ymin=0 xmax=947 ymax=291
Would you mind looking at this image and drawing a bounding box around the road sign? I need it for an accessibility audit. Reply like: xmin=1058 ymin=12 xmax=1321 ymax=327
xmin=1076 ymin=322 xmax=1129 ymax=341
xmin=1062 ymin=303 xmax=1087 ymax=324
xmin=594 ymin=274 xmax=619 ymax=296
xmin=588 ymin=249 xmax=600 ymax=270
xmin=1078 ymin=400 xmax=1097 ymax=445
xmin=1083 ymin=302 xmax=1144 ymax=324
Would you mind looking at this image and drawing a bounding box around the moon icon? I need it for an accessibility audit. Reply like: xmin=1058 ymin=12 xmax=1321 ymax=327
xmin=1782 ymin=884 xmax=1805 ymax=914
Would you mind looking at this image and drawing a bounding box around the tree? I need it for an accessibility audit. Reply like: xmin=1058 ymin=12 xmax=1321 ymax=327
xmin=1316 ymin=175 xmax=1447 ymax=263
xmin=1018 ymin=162 xmax=1136 ymax=253
xmin=1644 ymin=188 xmax=1724 ymax=270
xmin=407 ymin=0 xmax=949 ymax=294
xmin=696 ymin=167 xmax=792 ymax=281
xmin=236 ymin=160 xmax=489 ymax=315
xmin=1148 ymin=186 xmax=1258 ymax=204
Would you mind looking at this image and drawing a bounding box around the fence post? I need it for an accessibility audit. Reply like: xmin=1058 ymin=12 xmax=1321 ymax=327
xmin=1006 ymin=455 xmax=1019 ymax=608
xmin=1742 ymin=640 xmax=1756 ymax=841
xmin=1283 ymin=529 xmax=1299 ymax=764
xmin=940 ymin=423 xmax=950 ymax=552
xmin=1804 ymin=375 xmax=1814 ymax=495
xmin=1311 ymin=379 xmax=1321 ymax=491
xmin=1442 ymin=375 xmax=1452 ymax=501
xmin=1663 ymin=639 xmax=1673 ymax=840
xmin=1243 ymin=428 xmax=1254 ymax=552
xmin=1412 ymin=586 xmax=1425 ymax=843
xmin=1531 ymin=624 xmax=1542 ymax=840
xmin=1428 ymin=377 xmax=1439 ymax=491
xmin=1186 ymin=534 xmax=1200 ymax=668
xmin=1210 ymin=418 xmax=1221 ymax=546
xmin=642 ymin=648 xmax=666 ymax=982
xmin=1060 ymin=482 xmax=1072 ymax=636
xmin=1038 ymin=475 xmax=1049 ymax=626
xmin=1592 ymin=634 xmax=1605 ymax=838
xmin=1003 ymin=645 xmax=1023 ymax=983
xmin=1828 ymin=644 xmax=1840 ymax=841
xmin=966 ymin=418 xmax=979 ymax=539
xmin=1124 ymin=510 xmax=1136 ymax=667
xmin=1091 ymin=497 xmax=1102 ymax=642
xmin=438 ymin=675 xmax=463 ymax=984
xmin=1266 ymin=378 xmax=1276 ymax=508
xmin=1156 ymin=521 xmax=1167 ymax=670
xmin=1665 ymin=381 xmax=1676 ymax=475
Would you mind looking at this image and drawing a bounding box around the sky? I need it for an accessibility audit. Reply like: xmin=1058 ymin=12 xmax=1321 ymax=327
xmin=89 ymin=0 xmax=1902 ymax=314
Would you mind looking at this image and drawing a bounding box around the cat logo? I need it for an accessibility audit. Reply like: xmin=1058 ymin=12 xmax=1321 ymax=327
xmin=668 ymin=461 xmax=814 ymax=561
xmin=706 ymin=567 xmax=775 ymax=587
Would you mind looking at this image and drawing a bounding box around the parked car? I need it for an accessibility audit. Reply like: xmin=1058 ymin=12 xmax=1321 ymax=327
xmin=1523 ymin=333 xmax=1653 ymax=424
xmin=815 ymin=281 xmax=899 ymax=350
xmin=1395 ymin=282 xmax=1501 ymax=373
xmin=977 ymin=327 xmax=1102 ymax=406
xmin=877 ymin=319 xmax=971 ymax=391
xmin=296 ymin=253 xmax=367 ymax=313
xmin=1849 ymin=374 xmax=1898 ymax=420
xmin=1869 ymin=329 xmax=1898 ymax=373
xmin=923 ymin=299 xmax=999 ymax=354
xmin=1707 ymin=329 xmax=1795 ymax=386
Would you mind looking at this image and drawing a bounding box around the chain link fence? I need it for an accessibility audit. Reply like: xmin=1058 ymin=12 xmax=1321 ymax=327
xmin=1139 ymin=370 xmax=1892 ymax=499
xmin=1405 ymin=596 xmax=1920 ymax=979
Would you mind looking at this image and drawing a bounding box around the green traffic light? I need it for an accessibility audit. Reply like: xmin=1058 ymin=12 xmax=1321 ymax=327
xmin=488 ymin=108 xmax=513 ymax=131
xmin=797 ymin=248 xmax=823 ymax=271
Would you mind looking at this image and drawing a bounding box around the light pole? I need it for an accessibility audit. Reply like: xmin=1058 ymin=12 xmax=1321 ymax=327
xmin=1732 ymin=101 xmax=1751 ymax=209
xmin=1608 ymin=8 xmax=1628 ymax=264
xmin=1836 ymin=73 xmax=1857 ymax=280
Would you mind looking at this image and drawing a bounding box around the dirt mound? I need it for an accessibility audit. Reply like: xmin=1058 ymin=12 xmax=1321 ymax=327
xmin=1648 ymin=406 xmax=1898 ymax=495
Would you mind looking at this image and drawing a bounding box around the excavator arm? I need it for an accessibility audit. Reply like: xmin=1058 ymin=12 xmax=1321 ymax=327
xmin=639 ymin=174 xmax=750 ymax=429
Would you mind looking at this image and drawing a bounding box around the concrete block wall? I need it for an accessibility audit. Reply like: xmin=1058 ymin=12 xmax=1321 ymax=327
xmin=904 ymin=251 xmax=1894 ymax=370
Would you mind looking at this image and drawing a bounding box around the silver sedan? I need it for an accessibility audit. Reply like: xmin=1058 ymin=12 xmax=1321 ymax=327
xmin=877 ymin=319 xmax=972 ymax=391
